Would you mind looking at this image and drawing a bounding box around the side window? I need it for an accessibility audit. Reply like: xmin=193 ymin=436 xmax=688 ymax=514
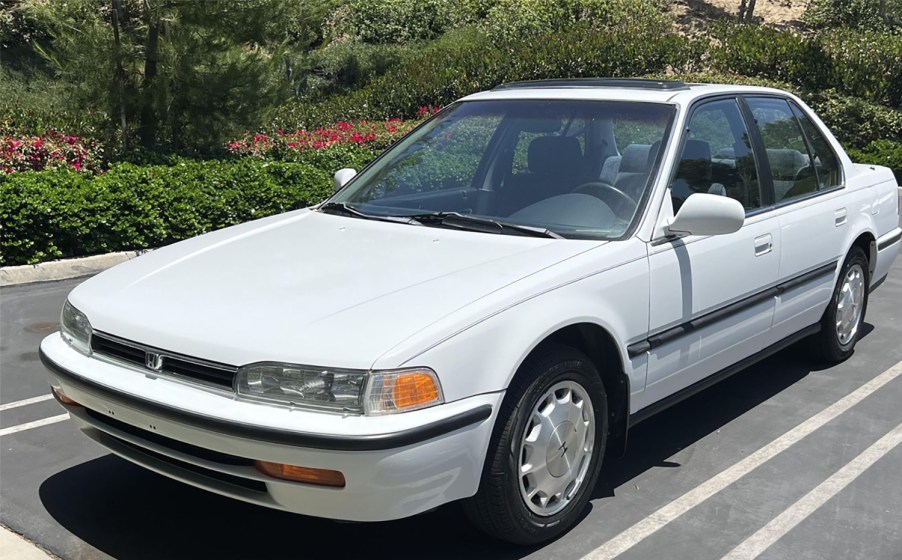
xmin=746 ymin=97 xmax=819 ymax=203
xmin=789 ymin=101 xmax=842 ymax=191
xmin=672 ymin=98 xmax=762 ymax=212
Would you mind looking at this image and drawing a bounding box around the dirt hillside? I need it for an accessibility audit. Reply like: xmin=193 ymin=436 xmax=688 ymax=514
xmin=669 ymin=0 xmax=809 ymax=31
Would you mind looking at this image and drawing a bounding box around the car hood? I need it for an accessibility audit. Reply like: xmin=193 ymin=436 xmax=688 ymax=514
xmin=71 ymin=209 xmax=601 ymax=368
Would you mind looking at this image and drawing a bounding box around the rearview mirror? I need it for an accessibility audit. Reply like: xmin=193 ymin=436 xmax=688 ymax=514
xmin=334 ymin=168 xmax=357 ymax=192
xmin=666 ymin=193 xmax=744 ymax=236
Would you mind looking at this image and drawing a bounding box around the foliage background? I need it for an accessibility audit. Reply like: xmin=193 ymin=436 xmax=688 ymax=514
xmin=2 ymin=0 xmax=901 ymax=265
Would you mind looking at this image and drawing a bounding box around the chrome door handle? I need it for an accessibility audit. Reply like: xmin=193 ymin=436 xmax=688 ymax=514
xmin=754 ymin=234 xmax=773 ymax=256
xmin=835 ymin=208 xmax=847 ymax=226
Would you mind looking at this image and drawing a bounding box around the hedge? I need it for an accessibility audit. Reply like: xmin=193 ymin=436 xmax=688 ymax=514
xmin=0 ymin=159 xmax=334 ymax=266
xmin=846 ymin=140 xmax=902 ymax=182
xmin=274 ymin=22 xmax=694 ymax=129
xmin=709 ymin=25 xmax=902 ymax=108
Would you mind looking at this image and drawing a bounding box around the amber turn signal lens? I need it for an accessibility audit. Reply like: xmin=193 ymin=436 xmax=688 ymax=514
xmin=254 ymin=460 xmax=346 ymax=488
xmin=391 ymin=372 xmax=440 ymax=409
xmin=51 ymin=386 xmax=82 ymax=407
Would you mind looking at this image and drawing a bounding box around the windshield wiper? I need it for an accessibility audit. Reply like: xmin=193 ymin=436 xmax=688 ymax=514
xmin=318 ymin=202 xmax=420 ymax=225
xmin=402 ymin=212 xmax=563 ymax=239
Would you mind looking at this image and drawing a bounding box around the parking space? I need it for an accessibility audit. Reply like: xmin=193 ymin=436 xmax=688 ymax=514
xmin=2 ymin=247 xmax=901 ymax=559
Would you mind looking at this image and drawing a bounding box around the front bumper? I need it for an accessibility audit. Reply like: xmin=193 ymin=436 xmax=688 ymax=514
xmin=39 ymin=334 xmax=501 ymax=521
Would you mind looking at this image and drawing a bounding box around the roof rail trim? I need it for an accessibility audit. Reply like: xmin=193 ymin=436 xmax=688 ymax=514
xmin=493 ymin=78 xmax=690 ymax=91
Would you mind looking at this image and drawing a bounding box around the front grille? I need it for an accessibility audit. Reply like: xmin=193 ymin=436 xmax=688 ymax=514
xmin=91 ymin=332 xmax=237 ymax=388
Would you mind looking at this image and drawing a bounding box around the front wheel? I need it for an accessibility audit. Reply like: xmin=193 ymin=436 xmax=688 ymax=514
xmin=463 ymin=345 xmax=607 ymax=545
xmin=807 ymin=246 xmax=869 ymax=363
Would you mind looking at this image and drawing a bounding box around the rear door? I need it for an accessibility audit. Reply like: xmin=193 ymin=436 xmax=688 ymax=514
xmin=742 ymin=96 xmax=848 ymax=341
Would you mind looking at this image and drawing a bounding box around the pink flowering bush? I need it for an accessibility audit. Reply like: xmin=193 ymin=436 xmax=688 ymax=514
xmin=228 ymin=107 xmax=441 ymax=158
xmin=1 ymin=130 xmax=102 ymax=174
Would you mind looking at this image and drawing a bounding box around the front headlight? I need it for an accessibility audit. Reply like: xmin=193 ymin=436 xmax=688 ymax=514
xmin=60 ymin=300 xmax=92 ymax=355
xmin=234 ymin=363 xmax=443 ymax=415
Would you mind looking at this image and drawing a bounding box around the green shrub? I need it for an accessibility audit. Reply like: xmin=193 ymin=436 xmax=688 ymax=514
xmin=803 ymin=0 xmax=897 ymax=30
xmin=275 ymin=23 xmax=693 ymax=129
xmin=708 ymin=25 xmax=835 ymax=91
xmin=805 ymin=91 xmax=902 ymax=148
xmin=0 ymin=67 xmax=108 ymax=139
xmin=480 ymin=0 xmax=671 ymax=43
xmin=0 ymin=159 xmax=332 ymax=266
xmin=821 ymin=30 xmax=902 ymax=108
xmin=846 ymin=140 xmax=902 ymax=182
xmin=261 ymin=143 xmax=378 ymax=171
xmin=307 ymin=41 xmax=413 ymax=93
xmin=323 ymin=0 xmax=492 ymax=44
xmin=708 ymin=25 xmax=902 ymax=108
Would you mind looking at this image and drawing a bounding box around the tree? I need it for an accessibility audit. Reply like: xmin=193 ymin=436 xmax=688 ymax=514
xmin=738 ymin=0 xmax=757 ymax=23
xmin=28 ymin=0 xmax=305 ymax=153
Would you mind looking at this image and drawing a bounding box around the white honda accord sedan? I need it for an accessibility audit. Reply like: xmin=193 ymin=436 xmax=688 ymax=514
xmin=40 ymin=79 xmax=900 ymax=544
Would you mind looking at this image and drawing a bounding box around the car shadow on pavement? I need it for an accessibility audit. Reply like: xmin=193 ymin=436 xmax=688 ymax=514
xmin=38 ymin=328 xmax=872 ymax=560
xmin=592 ymin=325 xmax=873 ymax=501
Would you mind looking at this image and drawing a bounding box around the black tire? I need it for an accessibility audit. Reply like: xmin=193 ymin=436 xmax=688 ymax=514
xmin=807 ymin=246 xmax=870 ymax=363
xmin=463 ymin=344 xmax=607 ymax=545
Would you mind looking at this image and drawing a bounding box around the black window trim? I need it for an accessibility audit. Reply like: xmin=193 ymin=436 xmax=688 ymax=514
xmin=657 ymin=93 xmax=772 ymax=231
xmin=740 ymin=93 xmax=846 ymax=212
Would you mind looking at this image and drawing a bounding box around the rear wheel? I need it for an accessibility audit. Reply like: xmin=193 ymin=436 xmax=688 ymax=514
xmin=464 ymin=345 xmax=607 ymax=545
xmin=807 ymin=246 xmax=869 ymax=363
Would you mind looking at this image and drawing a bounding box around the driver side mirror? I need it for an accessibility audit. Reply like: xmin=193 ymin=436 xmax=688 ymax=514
xmin=666 ymin=193 xmax=745 ymax=236
xmin=333 ymin=168 xmax=357 ymax=192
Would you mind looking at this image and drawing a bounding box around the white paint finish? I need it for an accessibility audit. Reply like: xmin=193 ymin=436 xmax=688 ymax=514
xmin=771 ymin=185 xmax=872 ymax=338
xmin=69 ymin=209 xmax=600 ymax=371
xmin=41 ymin=334 xmax=495 ymax=439
xmin=665 ymin=193 xmax=745 ymax=236
xmin=0 ymin=413 xmax=69 ymax=437
xmin=644 ymin=211 xmax=780 ymax=405
xmin=0 ymin=394 xmax=53 ymax=411
xmin=722 ymin=421 xmax=902 ymax=560
xmin=48 ymin=356 xmax=501 ymax=521
xmin=36 ymin=83 xmax=901 ymax=525
xmin=376 ymin=238 xmax=650 ymax=399
xmin=580 ymin=359 xmax=902 ymax=560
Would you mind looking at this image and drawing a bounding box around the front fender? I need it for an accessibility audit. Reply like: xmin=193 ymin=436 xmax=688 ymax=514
xmin=375 ymin=240 xmax=650 ymax=405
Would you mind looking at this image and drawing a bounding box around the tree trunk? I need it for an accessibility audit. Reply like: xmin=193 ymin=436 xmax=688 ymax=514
xmin=139 ymin=0 xmax=160 ymax=149
xmin=110 ymin=0 xmax=128 ymax=151
xmin=746 ymin=0 xmax=756 ymax=22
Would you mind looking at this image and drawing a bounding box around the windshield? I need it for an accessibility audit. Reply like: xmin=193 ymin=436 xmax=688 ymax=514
xmin=329 ymin=99 xmax=675 ymax=239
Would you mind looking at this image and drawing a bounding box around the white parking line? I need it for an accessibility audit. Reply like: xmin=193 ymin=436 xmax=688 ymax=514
xmin=0 ymin=413 xmax=70 ymax=437
xmin=582 ymin=359 xmax=902 ymax=560
xmin=0 ymin=394 xmax=53 ymax=412
xmin=722 ymin=421 xmax=902 ymax=560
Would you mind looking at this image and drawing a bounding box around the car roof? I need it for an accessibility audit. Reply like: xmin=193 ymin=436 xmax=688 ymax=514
xmin=460 ymin=80 xmax=791 ymax=106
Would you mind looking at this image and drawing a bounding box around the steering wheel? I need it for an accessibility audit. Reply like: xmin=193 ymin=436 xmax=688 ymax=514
xmin=572 ymin=181 xmax=637 ymax=219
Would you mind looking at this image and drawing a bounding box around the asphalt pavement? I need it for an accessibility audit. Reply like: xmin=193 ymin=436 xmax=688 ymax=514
xmin=2 ymin=240 xmax=902 ymax=559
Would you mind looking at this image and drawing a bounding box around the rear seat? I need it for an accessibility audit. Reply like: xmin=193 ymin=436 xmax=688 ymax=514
xmin=766 ymin=148 xmax=812 ymax=201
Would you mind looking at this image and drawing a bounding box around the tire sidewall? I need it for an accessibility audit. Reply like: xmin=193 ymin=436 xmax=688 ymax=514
xmin=497 ymin=354 xmax=607 ymax=542
xmin=828 ymin=248 xmax=870 ymax=356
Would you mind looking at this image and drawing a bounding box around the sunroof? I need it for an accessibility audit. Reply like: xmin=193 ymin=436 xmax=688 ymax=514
xmin=493 ymin=78 xmax=689 ymax=91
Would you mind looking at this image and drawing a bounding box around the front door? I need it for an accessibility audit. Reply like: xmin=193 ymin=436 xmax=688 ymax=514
xmin=639 ymin=97 xmax=781 ymax=410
